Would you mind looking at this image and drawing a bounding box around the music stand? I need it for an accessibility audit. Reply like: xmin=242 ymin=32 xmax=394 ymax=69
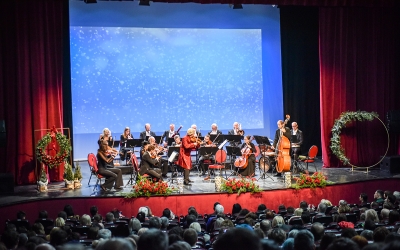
xmin=167 ymin=146 xmax=181 ymax=183
xmin=126 ymin=139 xmax=144 ymax=148
xmin=209 ymin=134 xmax=223 ymax=145
xmin=223 ymin=135 xmax=243 ymax=144
xmin=167 ymin=138 xmax=175 ymax=146
xmin=226 ymin=146 xmax=242 ymax=178
xmin=253 ymin=136 xmax=271 ymax=146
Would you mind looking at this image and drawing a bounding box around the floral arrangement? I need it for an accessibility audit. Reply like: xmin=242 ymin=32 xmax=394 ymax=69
xmin=330 ymin=111 xmax=377 ymax=166
xmin=125 ymin=174 xmax=174 ymax=198
xmin=220 ymin=177 xmax=261 ymax=196
xmin=36 ymin=126 xmax=71 ymax=169
xmin=292 ymin=172 xmax=331 ymax=190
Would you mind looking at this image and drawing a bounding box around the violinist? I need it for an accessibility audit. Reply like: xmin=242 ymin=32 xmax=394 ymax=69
xmin=272 ymin=120 xmax=291 ymax=177
xmin=191 ymin=124 xmax=202 ymax=137
xmin=237 ymin=135 xmax=256 ymax=177
xmin=177 ymin=128 xmax=201 ymax=185
xmin=97 ymin=140 xmax=124 ymax=191
xmin=139 ymin=144 xmax=163 ymax=181
xmin=161 ymin=124 xmax=180 ymax=147
xmin=98 ymin=128 xmax=114 ymax=146
xmin=139 ymin=141 xmax=150 ymax=162
xmin=208 ymin=123 xmax=222 ymax=135
xmin=200 ymin=135 xmax=216 ymax=180
xmin=148 ymin=136 xmax=169 ymax=178
xmin=119 ymin=127 xmax=133 ymax=162
xmin=171 ymin=135 xmax=182 ymax=147
xmin=139 ymin=123 xmax=156 ymax=139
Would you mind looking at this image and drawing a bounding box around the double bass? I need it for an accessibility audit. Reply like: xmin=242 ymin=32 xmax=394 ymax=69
xmin=276 ymin=115 xmax=291 ymax=173
xmin=234 ymin=136 xmax=254 ymax=169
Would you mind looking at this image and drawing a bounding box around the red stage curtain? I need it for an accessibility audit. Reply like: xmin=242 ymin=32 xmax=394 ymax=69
xmin=319 ymin=7 xmax=400 ymax=167
xmin=0 ymin=0 xmax=65 ymax=184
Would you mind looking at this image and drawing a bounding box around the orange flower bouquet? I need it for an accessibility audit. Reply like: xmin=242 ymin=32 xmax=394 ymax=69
xmin=221 ymin=177 xmax=261 ymax=196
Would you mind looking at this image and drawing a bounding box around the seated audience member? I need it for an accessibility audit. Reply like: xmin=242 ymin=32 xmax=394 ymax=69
xmin=38 ymin=210 xmax=49 ymax=219
xmin=374 ymin=190 xmax=384 ymax=203
xmin=96 ymin=238 xmax=135 ymax=250
xmin=1 ymin=230 xmax=20 ymax=250
xmin=364 ymin=219 xmax=376 ymax=231
xmin=338 ymin=200 xmax=351 ymax=213
xmin=359 ymin=193 xmax=369 ymax=207
xmin=183 ymin=228 xmax=198 ymax=248
xmin=254 ymin=228 xmax=265 ymax=239
xmin=169 ymin=226 xmax=184 ymax=238
xmin=365 ymin=209 xmax=380 ymax=223
xmin=384 ymin=232 xmax=400 ymax=244
xmin=104 ymin=212 xmax=114 ymax=224
xmin=380 ymin=208 xmax=390 ymax=222
xmin=310 ymin=222 xmax=325 ymax=244
xmin=136 ymin=211 xmax=146 ymax=223
xmin=261 ymin=239 xmax=281 ymax=250
xmin=214 ymin=228 xmax=262 ymax=250
xmin=80 ymin=214 xmax=91 ymax=226
xmin=341 ymin=228 xmax=357 ymax=239
xmin=294 ymin=208 xmax=303 ymax=217
xmin=64 ymin=204 xmax=79 ymax=220
xmin=325 ymin=238 xmax=359 ymax=250
xmin=320 ymin=199 xmax=333 ymax=207
xmin=351 ymin=235 xmax=368 ymax=249
xmin=316 ymin=202 xmax=327 ymax=216
xmin=49 ymin=228 xmax=68 ymax=247
xmin=148 ymin=217 xmax=162 ymax=229
xmin=137 ymin=228 xmax=149 ymax=236
xmin=87 ymin=226 xmax=99 ymax=240
xmin=260 ymin=220 xmax=271 ymax=237
xmin=286 ymin=206 xmax=295 ymax=216
xmin=54 ymin=218 xmax=65 ymax=227
xmin=268 ymin=228 xmax=286 ymax=245
xmin=231 ymin=203 xmax=242 ymax=219
xmin=98 ymin=229 xmax=112 ymax=240
xmin=388 ymin=210 xmax=400 ymax=225
xmin=384 ymin=190 xmax=392 ymax=199
xmin=16 ymin=210 xmax=26 ymax=220
xmin=360 ymin=229 xmax=374 ymax=241
xmin=383 ymin=194 xmax=397 ymax=209
xmin=32 ymin=223 xmax=45 ymax=235
xmin=168 ymin=241 xmax=192 ymax=250
xmin=210 ymin=202 xmax=221 ymax=216
xmin=160 ymin=217 xmax=169 ymax=231
xmin=129 ymin=218 xmax=142 ymax=235
xmin=137 ymin=229 xmax=168 ymax=250
xmin=299 ymin=201 xmax=309 ymax=211
xmin=256 ymin=204 xmax=267 ymax=216
xmin=373 ymin=226 xmax=390 ymax=243
xmin=162 ymin=208 xmax=176 ymax=220
xmin=57 ymin=211 xmax=67 ymax=221
xmin=301 ymin=211 xmax=311 ymax=226
xmin=319 ymin=233 xmax=336 ymax=250
xmin=294 ymin=230 xmax=315 ymax=250
xmin=90 ymin=206 xmax=99 ymax=218
xmin=393 ymin=191 xmax=400 ymax=202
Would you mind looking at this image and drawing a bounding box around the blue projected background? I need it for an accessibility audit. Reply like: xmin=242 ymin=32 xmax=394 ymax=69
xmin=69 ymin=2 xmax=283 ymax=160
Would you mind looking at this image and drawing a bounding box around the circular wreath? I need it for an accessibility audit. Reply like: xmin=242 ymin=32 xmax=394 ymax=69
xmin=330 ymin=111 xmax=389 ymax=168
xmin=36 ymin=131 xmax=71 ymax=169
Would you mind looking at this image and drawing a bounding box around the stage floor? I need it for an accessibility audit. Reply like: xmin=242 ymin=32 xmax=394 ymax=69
xmin=0 ymin=158 xmax=398 ymax=208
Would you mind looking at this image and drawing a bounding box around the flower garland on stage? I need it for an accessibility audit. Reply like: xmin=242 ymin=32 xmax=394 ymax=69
xmin=125 ymin=175 xmax=174 ymax=198
xmin=292 ymin=172 xmax=331 ymax=190
xmin=36 ymin=127 xmax=71 ymax=169
xmin=330 ymin=111 xmax=378 ymax=166
xmin=221 ymin=177 xmax=261 ymax=196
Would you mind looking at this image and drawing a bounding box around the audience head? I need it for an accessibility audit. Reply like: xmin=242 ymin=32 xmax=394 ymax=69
xmin=136 ymin=211 xmax=146 ymax=222
xmin=160 ymin=216 xmax=169 ymax=230
xmin=360 ymin=229 xmax=374 ymax=241
xmin=57 ymin=211 xmax=67 ymax=221
xmin=238 ymin=208 xmax=250 ymax=216
xmin=98 ymin=229 xmax=112 ymax=240
xmin=137 ymin=229 xmax=168 ymax=250
xmin=183 ymin=228 xmax=197 ymax=247
xmin=105 ymin=212 xmax=114 ymax=223
xmin=49 ymin=228 xmax=68 ymax=247
xmin=215 ymin=204 xmax=224 ymax=214
xmin=374 ymin=190 xmax=384 ymax=200
xmin=373 ymin=226 xmax=390 ymax=242
xmin=269 ymin=227 xmax=286 ymax=245
xmin=310 ymin=222 xmax=324 ymax=241
xmin=232 ymin=203 xmax=242 ymax=214
xmin=301 ymin=211 xmax=311 ymax=224
xmin=129 ymin=218 xmax=142 ymax=233
xmin=96 ymin=238 xmax=135 ymax=250
xmin=360 ymin=193 xmax=368 ymax=203
xmin=168 ymin=241 xmax=191 ymax=250
xmin=364 ymin=219 xmax=376 ymax=231
xmin=54 ymin=217 xmax=65 ymax=227
xmin=148 ymin=217 xmax=162 ymax=229
xmin=341 ymin=228 xmax=357 ymax=239
xmin=63 ymin=204 xmax=75 ymax=217
xmin=163 ymin=208 xmax=175 ymax=219
xmin=388 ymin=210 xmax=400 ymax=225
xmin=294 ymin=208 xmax=303 ymax=216
xmin=80 ymin=214 xmax=91 ymax=226
xmin=257 ymin=204 xmax=267 ymax=212
xmin=87 ymin=226 xmax=99 ymax=240
xmin=1 ymin=230 xmax=19 ymax=249
xmin=260 ymin=220 xmax=271 ymax=233
xmin=16 ymin=211 xmax=26 ymax=220
xmin=294 ymin=230 xmax=314 ymax=250
xmin=272 ymin=216 xmax=284 ymax=228
xmin=214 ymin=228 xmax=261 ymax=250
xmin=317 ymin=203 xmax=327 ymax=213
xmin=299 ymin=201 xmax=308 ymax=210
xmin=38 ymin=210 xmax=48 ymax=219
xmin=168 ymin=226 xmax=184 ymax=238
xmin=287 ymin=206 xmax=295 ymax=214
xmin=319 ymin=233 xmax=336 ymax=250
xmin=138 ymin=207 xmax=149 ymax=217
xmin=326 ymin=237 xmax=359 ymax=250
xmin=365 ymin=209 xmax=379 ymax=223
xmin=90 ymin=206 xmax=98 ymax=217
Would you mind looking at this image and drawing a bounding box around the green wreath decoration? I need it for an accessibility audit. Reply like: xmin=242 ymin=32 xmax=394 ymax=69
xmin=36 ymin=128 xmax=71 ymax=169
xmin=330 ymin=111 xmax=388 ymax=168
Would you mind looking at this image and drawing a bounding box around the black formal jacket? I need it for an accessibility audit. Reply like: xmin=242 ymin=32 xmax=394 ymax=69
xmin=161 ymin=130 xmax=180 ymax=142
xmin=228 ymin=129 xmax=237 ymax=135
xmin=139 ymin=131 xmax=156 ymax=139
xmin=139 ymin=151 xmax=160 ymax=175
xmin=120 ymin=134 xmax=133 ymax=147
xmin=290 ymin=129 xmax=303 ymax=146
xmin=207 ymin=130 xmax=222 ymax=135
xmin=273 ymin=127 xmax=291 ymax=148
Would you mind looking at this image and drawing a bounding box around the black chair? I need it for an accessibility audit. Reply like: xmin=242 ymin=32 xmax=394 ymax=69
xmin=7 ymin=219 xmax=30 ymax=230
xmin=313 ymin=216 xmax=333 ymax=226
xmin=72 ymin=225 xmax=90 ymax=236
xmin=35 ymin=218 xmax=54 ymax=234
xmin=344 ymin=213 xmax=357 ymax=224
xmin=288 ymin=216 xmax=303 ymax=226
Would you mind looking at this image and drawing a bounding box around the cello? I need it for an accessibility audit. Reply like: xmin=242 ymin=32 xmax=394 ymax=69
xmin=276 ymin=115 xmax=291 ymax=173
xmin=234 ymin=136 xmax=254 ymax=169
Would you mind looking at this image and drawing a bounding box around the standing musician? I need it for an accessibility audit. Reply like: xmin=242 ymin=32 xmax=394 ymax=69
xmin=228 ymin=122 xmax=240 ymax=135
xmin=191 ymin=124 xmax=202 ymax=137
xmin=161 ymin=124 xmax=180 ymax=147
xmin=177 ymin=128 xmax=201 ymax=185
xmin=139 ymin=123 xmax=156 ymax=139
xmin=171 ymin=135 xmax=182 ymax=147
xmin=208 ymin=123 xmax=222 ymax=135
xmin=199 ymin=135 xmax=216 ymax=179
xmin=237 ymin=135 xmax=256 ymax=177
xmin=119 ymin=127 xmax=133 ymax=162
xmin=98 ymin=128 xmax=114 ymax=146
xmin=97 ymin=140 xmax=124 ymax=191
xmin=139 ymin=145 xmax=163 ymax=181
xmin=272 ymin=119 xmax=291 ymax=177
xmin=290 ymin=122 xmax=303 ymax=163
xmin=148 ymin=136 xmax=169 ymax=178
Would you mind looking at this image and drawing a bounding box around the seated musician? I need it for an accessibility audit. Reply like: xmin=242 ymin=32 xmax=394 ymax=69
xmin=162 ymin=124 xmax=180 ymax=147
xmin=97 ymin=140 xmax=124 ymax=192
xmin=228 ymin=122 xmax=240 ymax=135
xmin=237 ymin=135 xmax=256 ymax=177
xmin=200 ymin=135 xmax=216 ymax=180
xmin=148 ymin=136 xmax=169 ymax=178
xmin=98 ymin=128 xmax=114 ymax=146
xmin=171 ymin=135 xmax=182 ymax=147
xmin=139 ymin=145 xmax=163 ymax=181
xmin=272 ymin=119 xmax=291 ymax=177
xmin=139 ymin=123 xmax=156 ymax=139
xmin=191 ymin=124 xmax=202 ymax=137
xmin=290 ymin=122 xmax=303 ymax=163
xmin=208 ymin=123 xmax=222 ymax=135
xmin=119 ymin=127 xmax=133 ymax=162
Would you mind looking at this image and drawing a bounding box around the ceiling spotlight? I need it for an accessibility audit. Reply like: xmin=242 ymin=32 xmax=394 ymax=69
xmin=232 ymin=4 xmax=243 ymax=9
xmin=139 ymin=0 xmax=150 ymax=6
xmin=84 ymin=0 xmax=97 ymax=3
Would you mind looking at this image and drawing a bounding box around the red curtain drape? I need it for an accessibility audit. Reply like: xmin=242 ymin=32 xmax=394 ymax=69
xmin=319 ymin=7 xmax=400 ymax=167
xmin=0 ymin=0 xmax=65 ymax=184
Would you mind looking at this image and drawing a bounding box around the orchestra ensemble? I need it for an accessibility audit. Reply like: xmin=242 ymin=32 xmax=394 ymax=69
xmin=96 ymin=119 xmax=303 ymax=189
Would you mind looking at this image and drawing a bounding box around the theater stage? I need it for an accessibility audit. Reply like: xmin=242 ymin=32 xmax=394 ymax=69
xmin=0 ymin=159 xmax=399 ymax=233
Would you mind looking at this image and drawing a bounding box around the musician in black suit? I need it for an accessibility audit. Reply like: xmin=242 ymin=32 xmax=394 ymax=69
xmin=161 ymin=124 xmax=180 ymax=146
xmin=139 ymin=145 xmax=163 ymax=180
xmin=139 ymin=123 xmax=156 ymax=139
xmin=148 ymin=136 xmax=169 ymax=178
xmin=191 ymin=124 xmax=202 ymax=137
xmin=290 ymin=122 xmax=303 ymax=161
xmin=208 ymin=123 xmax=222 ymax=135
xmin=228 ymin=122 xmax=240 ymax=135
xmin=272 ymin=119 xmax=291 ymax=177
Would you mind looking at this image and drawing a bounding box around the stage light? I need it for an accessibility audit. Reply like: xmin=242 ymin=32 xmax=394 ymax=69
xmin=84 ymin=0 xmax=97 ymax=3
xmin=139 ymin=0 xmax=150 ymax=6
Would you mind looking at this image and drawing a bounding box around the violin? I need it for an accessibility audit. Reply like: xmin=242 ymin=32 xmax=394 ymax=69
xmin=190 ymin=136 xmax=202 ymax=144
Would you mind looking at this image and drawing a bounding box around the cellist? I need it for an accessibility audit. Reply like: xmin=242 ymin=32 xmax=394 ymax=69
xmin=271 ymin=119 xmax=291 ymax=177
xmin=237 ymin=135 xmax=256 ymax=177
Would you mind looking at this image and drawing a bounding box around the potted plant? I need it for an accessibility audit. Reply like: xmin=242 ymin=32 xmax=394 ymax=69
xmin=64 ymin=162 xmax=74 ymax=189
xmin=73 ymin=163 xmax=83 ymax=189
